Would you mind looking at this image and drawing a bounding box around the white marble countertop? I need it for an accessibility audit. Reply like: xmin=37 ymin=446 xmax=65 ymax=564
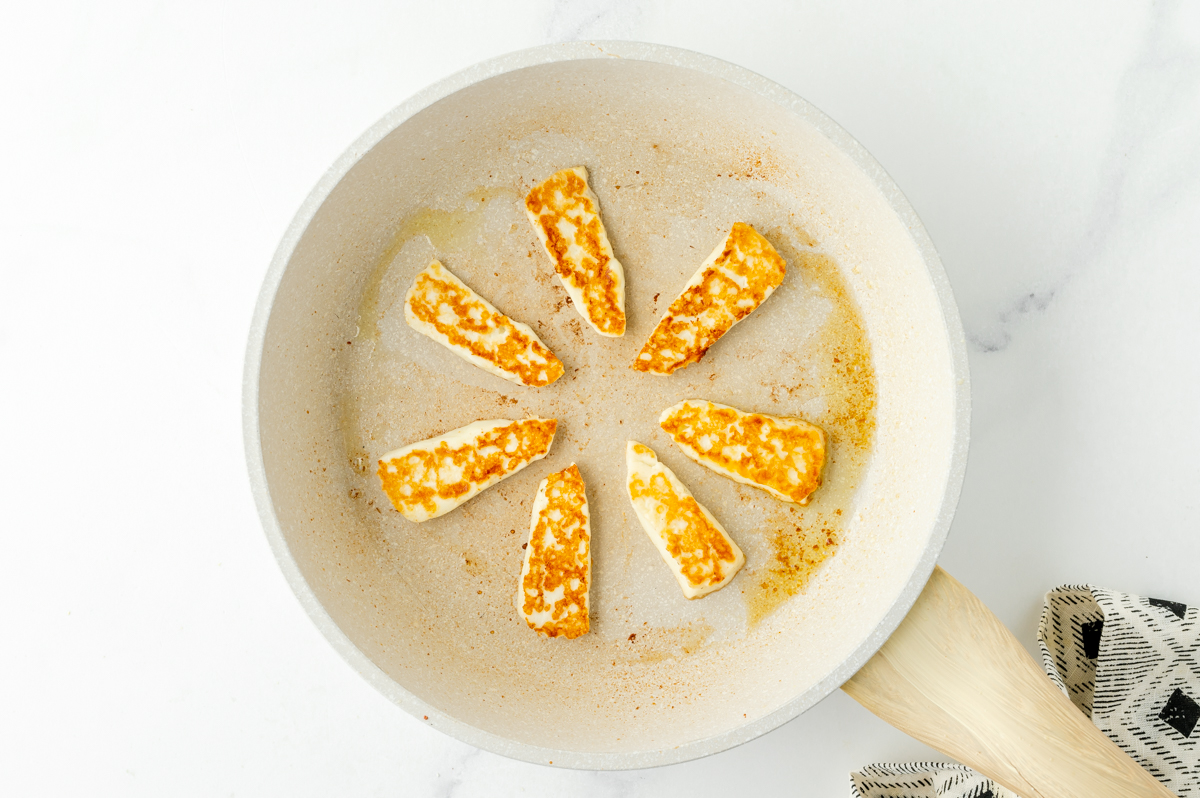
xmin=3 ymin=2 xmax=1199 ymax=795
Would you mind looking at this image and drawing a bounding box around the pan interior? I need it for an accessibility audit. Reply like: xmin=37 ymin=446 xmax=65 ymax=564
xmin=257 ymin=57 xmax=957 ymax=754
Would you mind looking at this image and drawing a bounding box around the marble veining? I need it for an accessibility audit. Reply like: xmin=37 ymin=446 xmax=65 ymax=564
xmin=967 ymin=1 xmax=1200 ymax=353
xmin=547 ymin=0 xmax=640 ymax=43
xmin=6 ymin=2 xmax=1200 ymax=797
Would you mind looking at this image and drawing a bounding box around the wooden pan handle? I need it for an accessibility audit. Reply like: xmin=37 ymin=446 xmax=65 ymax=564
xmin=842 ymin=567 xmax=1176 ymax=798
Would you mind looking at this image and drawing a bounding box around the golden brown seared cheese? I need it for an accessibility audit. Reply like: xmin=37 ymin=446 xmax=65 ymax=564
xmin=377 ymin=418 xmax=557 ymax=522
xmin=518 ymin=464 xmax=590 ymax=639
xmin=525 ymin=166 xmax=626 ymax=337
xmin=405 ymin=261 xmax=564 ymax=387
xmin=625 ymin=441 xmax=744 ymax=599
xmin=659 ymin=400 xmax=826 ymax=505
xmin=634 ymin=222 xmax=786 ymax=375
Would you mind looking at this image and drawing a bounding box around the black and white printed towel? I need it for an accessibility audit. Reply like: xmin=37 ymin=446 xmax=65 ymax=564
xmin=850 ymin=585 xmax=1200 ymax=798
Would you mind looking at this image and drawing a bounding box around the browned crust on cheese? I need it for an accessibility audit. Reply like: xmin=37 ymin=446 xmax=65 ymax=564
xmin=405 ymin=264 xmax=564 ymax=387
xmin=627 ymin=444 xmax=738 ymax=593
xmin=660 ymin=402 xmax=826 ymax=504
xmin=521 ymin=464 xmax=590 ymax=639
xmin=525 ymin=168 xmax=625 ymax=336
xmin=377 ymin=419 xmax=557 ymax=518
xmin=633 ymin=222 xmax=785 ymax=375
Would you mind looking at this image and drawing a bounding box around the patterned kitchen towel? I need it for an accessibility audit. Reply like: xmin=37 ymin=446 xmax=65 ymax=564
xmin=850 ymin=762 xmax=1018 ymax=798
xmin=850 ymin=585 xmax=1200 ymax=798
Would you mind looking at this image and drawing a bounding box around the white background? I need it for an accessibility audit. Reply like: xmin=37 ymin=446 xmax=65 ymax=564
xmin=3 ymin=2 xmax=1199 ymax=795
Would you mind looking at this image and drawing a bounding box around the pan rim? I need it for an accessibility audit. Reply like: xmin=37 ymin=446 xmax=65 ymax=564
xmin=242 ymin=39 xmax=971 ymax=770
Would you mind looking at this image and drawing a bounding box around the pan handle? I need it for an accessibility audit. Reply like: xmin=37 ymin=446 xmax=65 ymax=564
xmin=842 ymin=567 xmax=1176 ymax=798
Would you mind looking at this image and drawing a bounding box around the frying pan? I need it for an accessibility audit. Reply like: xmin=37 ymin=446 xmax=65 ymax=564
xmin=244 ymin=42 xmax=1170 ymax=797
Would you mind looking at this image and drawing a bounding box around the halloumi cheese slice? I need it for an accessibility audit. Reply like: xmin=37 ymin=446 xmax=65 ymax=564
xmin=405 ymin=260 xmax=564 ymax=387
xmin=659 ymin=400 xmax=826 ymax=505
xmin=525 ymin=166 xmax=626 ymax=337
xmin=377 ymin=418 xmax=557 ymax=522
xmin=634 ymin=222 xmax=786 ymax=375
xmin=625 ymin=441 xmax=744 ymax=599
xmin=518 ymin=463 xmax=590 ymax=639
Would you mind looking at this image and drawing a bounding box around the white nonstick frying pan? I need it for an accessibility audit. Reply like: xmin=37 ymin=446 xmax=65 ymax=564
xmin=244 ymin=42 xmax=1170 ymax=797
